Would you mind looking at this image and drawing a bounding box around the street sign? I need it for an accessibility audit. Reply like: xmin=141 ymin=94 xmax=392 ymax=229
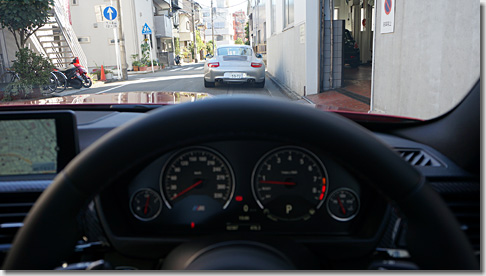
xmin=103 ymin=6 xmax=117 ymax=21
xmin=142 ymin=23 xmax=152 ymax=35
xmin=104 ymin=21 xmax=118 ymax=29
xmin=381 ymin=0 xmax=395 ymax=33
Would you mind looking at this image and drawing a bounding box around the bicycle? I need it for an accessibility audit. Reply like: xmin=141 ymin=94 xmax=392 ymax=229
xmin=0 ymin=68 xmax=20 ymax=84
xmin=51 ymin=70 xmax=67 ymax=92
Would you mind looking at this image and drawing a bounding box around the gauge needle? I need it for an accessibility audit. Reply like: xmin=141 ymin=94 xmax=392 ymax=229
xmin=337 ymin=198 xmax=346 ymax=215
xmin=171 ymin=180 xmax=203 ymax=200
xmin=143 ymin=195 xmax=150 ymax=214
xmin=259 ymin=180 xmax=296 ymax=185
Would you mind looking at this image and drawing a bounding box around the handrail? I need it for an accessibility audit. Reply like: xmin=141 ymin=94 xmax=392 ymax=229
xmin=51 ymin=0 xmax=88 ymax=70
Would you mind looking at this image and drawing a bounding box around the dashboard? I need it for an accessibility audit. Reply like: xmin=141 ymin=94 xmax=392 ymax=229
xmin=0 ymin=105 xmax=479 ymax=270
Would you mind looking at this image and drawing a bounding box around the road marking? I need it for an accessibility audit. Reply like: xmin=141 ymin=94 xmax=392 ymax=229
xmin=170 ymin=68 xmax=182 ymax=72
xmin=195 ymin=67 xmax=204 ymax=70
xmin=182 ymin=67 xmax=193 ymax=71
xmin=95 ymin=83 xmax=130 ymax=94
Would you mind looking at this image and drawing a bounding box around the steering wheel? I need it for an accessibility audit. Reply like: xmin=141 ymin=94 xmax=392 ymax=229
xmin=2 ymin=96 xmax=478 ymax=270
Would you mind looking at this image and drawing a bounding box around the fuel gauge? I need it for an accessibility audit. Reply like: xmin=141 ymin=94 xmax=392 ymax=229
xmin=130 ymin=188 xmax=163 ymax=221
xmin=327 ymin=188 xmax=359 ymax=221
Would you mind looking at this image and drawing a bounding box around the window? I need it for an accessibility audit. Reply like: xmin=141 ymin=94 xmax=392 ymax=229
xmin=72 ymin=0 xmax=78 ymax=5
xmin=334 ymin=8 xmax=339 ymax=20
xmin=217 ymin=47 xmax=252 ymax=56
xmin=283 ymin=0 xmax=294 ymax=28
xmin=78 ymin=37 xmax=90 ymax=44
xmin=271 ymin=0 xmax=276 ymax=34
xmin=263 ymin=22 xmax=266 ymax=42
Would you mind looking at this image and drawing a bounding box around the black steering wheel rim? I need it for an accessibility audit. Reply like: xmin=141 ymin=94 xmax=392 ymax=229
xmin=2 ymin=96 xmax=478 ymax=270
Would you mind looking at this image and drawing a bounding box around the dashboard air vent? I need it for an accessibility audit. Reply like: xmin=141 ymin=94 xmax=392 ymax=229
xmin=430 ymin=182 xmax=480 ymax=251
xmin=395 ymin=149 xmax=443 ymax=167
xmin=0 ymin=192 xmax=41 ymax=246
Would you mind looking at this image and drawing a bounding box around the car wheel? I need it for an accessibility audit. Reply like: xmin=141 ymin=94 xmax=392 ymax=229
xmin=204 ymin=79 xmax=215 ymax=88
xmin=255 ymin=79 xmax=265 ymax=88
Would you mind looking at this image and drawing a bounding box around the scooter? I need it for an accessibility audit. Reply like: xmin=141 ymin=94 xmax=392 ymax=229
xmin=175 ymin=55 xmax=181 ymax=66
xmin=58 ymin=57 xmax=92 ymax=89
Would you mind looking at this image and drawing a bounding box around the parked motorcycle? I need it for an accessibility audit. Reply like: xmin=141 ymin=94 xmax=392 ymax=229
xmin=175 ymin=55 xmax=181 ymax=66
xmin=58 ymin=57 xmax=92 ymax=89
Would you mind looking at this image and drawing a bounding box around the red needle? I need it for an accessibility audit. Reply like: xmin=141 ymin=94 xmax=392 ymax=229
xmin=337 ymin=198 xmax=346 ymax=215
xmin=171 ymin=180 xmax=203 ymax=200
xmin=143 ymin=195 xmax=150 ymax=214
xmin=259 ymin=180 xmax=296 ymax=186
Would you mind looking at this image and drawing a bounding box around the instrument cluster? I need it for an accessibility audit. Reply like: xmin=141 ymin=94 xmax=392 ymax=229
xmin=100 ymin=141 xmax=377 ymax=236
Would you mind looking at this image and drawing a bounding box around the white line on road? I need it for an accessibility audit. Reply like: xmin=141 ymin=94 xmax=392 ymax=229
xmin=170 ymin=68 xmax=182 ymax=72
xmin=195 ymin=67 xmax=204 ymax=70
xmin=181 ymin=67 xmax=193 ymax=71
xmin=95 ymin=83 xmax=131 ymax=94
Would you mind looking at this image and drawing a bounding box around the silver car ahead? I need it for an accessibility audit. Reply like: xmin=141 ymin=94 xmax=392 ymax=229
xmin=204 ymin=45 xmax=265 ymax=88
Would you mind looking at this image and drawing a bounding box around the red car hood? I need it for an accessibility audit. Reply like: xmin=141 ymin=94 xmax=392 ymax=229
xmin=0 ymin=91 xmax=212 ymax=108
xmin=0 ymin=91 xmax=420 ymax=123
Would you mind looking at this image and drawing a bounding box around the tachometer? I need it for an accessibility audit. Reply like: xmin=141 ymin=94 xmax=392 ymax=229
xmin=160 ymin=147 xmax=235 ymax=209
xmin=252 ymin=146 xmax=329 ymax=221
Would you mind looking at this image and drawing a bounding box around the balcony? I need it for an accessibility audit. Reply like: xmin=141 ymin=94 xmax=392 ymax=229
xmin=154 ymin=15 xmax=173 ymax=38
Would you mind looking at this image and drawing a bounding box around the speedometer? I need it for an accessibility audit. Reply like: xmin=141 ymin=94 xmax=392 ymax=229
xmin=252 ymin=146 xmax=329 ymax=221
xmin=160 ymin=147 xmax=235 ymax=209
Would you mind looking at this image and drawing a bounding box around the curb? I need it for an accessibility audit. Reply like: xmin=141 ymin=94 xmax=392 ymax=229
xmin=265 ymin=72 xmax=301 ymax=101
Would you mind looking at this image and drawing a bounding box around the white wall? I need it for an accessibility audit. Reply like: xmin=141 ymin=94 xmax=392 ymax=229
xmin=372 ymin=0 xmax=480 ymax=119
xmin=71 ymin=0 xmax=155 ymax=70
xmin=266 ymin=0 xmax=319 ymax=96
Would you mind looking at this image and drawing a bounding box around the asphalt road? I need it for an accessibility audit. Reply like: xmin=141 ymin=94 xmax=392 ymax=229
xmin=58 ymin=62 xmax=292 ymax=100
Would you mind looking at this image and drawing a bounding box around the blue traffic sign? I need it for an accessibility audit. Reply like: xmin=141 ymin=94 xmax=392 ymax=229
xmin=103 ymin=6 xmax=117 ymax=21
xmin=142 ymin=23 xmax=152 ymax=35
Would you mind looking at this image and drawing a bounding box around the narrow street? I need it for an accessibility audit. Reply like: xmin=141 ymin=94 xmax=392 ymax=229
xmin=58 ymin=62 xmax=292 ymax=100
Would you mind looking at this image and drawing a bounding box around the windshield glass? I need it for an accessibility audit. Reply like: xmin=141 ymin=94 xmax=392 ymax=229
xmin=217 ymin=47 xmax=252 ymax=56
xmin=0 ymin=0 xmax=480 ymax=120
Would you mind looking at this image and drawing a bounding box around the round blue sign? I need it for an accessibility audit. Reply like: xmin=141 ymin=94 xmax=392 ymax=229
xmin=103 ymin=6 xmax=117 ymax=21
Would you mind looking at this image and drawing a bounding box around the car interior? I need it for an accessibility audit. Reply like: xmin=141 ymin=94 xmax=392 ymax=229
xmin=0 ymin=80 xmax=480 ymax=270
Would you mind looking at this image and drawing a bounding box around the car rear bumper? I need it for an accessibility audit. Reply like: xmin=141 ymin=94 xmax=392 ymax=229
xmin=204 ymin=66 xmax=266 ymax=83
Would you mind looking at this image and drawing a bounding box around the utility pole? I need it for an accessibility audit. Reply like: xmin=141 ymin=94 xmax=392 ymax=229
xmin=211 ymin=0 xmax=215 ymax=54
xmin=116 ymin=0 xmax=128 ymax=80
xmin=192 ymin=0 xmax=197 ymax=63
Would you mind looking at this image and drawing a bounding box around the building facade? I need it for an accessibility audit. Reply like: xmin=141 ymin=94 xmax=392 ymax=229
xmin=202 ymin=0 xmax=234 ymax=47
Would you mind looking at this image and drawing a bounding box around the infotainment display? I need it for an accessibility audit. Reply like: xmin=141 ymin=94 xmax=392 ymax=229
xmin=0 ymin=111 xmax=78 ymax=177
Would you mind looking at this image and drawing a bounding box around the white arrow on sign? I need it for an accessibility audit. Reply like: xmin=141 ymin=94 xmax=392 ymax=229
xmin=107 ymin=7 xmax=114 ymax=20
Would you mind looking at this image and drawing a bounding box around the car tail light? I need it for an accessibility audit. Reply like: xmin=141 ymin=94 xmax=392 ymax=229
xmin=208 ymin=62 xmax=219 ymax=68
xmin=251 ymin=62 xmax=263 ymax=68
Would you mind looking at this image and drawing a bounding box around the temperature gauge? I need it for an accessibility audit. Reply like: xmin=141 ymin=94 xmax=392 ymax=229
xmin=327 ymin=188 xmax=360 ymax=221
xmin=130 ymin=188 xmax=163 ymax=221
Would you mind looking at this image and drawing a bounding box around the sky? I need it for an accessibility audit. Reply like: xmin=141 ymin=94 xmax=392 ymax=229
xmin=197 ymin=0 xmax=248 ymax=13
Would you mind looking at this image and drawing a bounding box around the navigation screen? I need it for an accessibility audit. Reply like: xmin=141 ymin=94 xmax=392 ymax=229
xmin=0 ymin=119 xmax=57 ymax=175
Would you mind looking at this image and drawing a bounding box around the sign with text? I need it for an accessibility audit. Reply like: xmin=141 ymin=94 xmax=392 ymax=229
xmin=104 ymin=21 xmax=118 ymax=29
xmin=380 ymin=0 xmax=395 ymax=33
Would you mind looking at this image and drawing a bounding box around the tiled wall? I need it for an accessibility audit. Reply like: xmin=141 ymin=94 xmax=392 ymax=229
xmin=322 ymin=20 xmax=344 ymax=91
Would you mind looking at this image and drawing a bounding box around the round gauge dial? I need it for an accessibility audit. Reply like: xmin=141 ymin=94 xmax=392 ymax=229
xmin=252 ymin=146 xmax=329 ymax=221
xmin=161 ymin=147 xmax=235 ymax=209
xmin=327 ymin=188 xmax=360 ymax=221
xmin=130 ymin=188 xmax=163 ymax=221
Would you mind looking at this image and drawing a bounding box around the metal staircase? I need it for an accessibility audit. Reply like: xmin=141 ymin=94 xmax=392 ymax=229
xmin=30 ymin=0 xmax=87 ymax=69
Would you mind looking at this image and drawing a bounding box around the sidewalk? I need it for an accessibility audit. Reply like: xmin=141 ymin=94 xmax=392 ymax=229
xmin=306 ymin=66 xmax=371 ymax=112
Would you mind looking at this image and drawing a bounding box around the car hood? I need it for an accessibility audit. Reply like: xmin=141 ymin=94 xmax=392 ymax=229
xmin=0 ymin=91 xmax=212 ymax=107
xmin=0 ymin=91 xmax=419 ymax=123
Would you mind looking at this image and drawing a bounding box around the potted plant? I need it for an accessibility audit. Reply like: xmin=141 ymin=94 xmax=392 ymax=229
xmin=132 ymin=60 xmax=142 ymax=71
xmin=131 ymin=54 xmax=141 ymax=71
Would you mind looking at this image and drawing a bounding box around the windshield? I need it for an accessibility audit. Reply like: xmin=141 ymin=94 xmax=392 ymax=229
xmin=0 ymin=0 xmax=480 ymax=120
xmin=217 ymin=47 xmax=253 ymax=56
